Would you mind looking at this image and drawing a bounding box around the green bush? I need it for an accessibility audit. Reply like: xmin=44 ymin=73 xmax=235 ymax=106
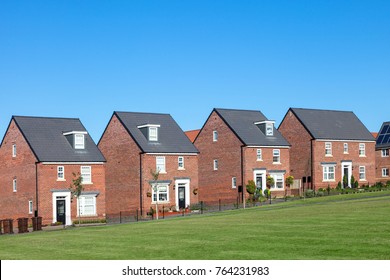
xmin=305 ymin=189 xmax=315 ymax=198
xmin=316 ymin=191 xmax=325 ymax=197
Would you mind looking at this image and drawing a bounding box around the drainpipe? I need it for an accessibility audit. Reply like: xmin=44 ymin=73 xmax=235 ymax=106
xmin=241 ymin=145 xmax=245 ymax=209
xmin=310 ymin=139 xmax=314 ymax=190
xmin=35 ymin=162 xmax=39 ymax=217
xmin=139 ymin=153 xmax=144 ymax=216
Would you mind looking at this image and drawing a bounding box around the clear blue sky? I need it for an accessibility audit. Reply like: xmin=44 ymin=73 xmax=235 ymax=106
xmin=1 ymin=0 xmax=389 ymax=142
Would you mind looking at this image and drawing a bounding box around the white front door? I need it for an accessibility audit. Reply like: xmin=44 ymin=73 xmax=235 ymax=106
xmin=175 ymin=179 xmax=190 ymax=210
xmin=52 ymin=191 xmax=72 ymax=226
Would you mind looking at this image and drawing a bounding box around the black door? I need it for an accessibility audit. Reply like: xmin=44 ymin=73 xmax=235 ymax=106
xmin=56 ymin=200 xmax=66 ymax=225
xmin=178 ymin=186 xmax=186 ymax=209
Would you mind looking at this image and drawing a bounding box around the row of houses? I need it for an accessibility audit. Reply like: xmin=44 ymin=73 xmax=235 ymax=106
xmin=0 ymin=108 xmax=389 ymax=227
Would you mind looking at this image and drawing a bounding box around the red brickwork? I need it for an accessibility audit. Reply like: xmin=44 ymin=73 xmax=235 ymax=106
xmin=376 ymin=149 xmax=390 ymax=183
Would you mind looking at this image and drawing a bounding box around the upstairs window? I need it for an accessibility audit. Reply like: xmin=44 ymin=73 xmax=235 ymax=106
xmin=57 ymin=166 xmax=65 ymax=180
xmin=344 ymin=143 xmax=349 ymax=154
xmin=149 ymin=127 xmax=158 ymax=141
xmin=359 ymin=144 xmax=366 ymax=156
xmin=213 ymin=131 xmax=218 ymax=142
xmin=325 ymin=142 xmax=332 ymax=156
xmin=81 ymin=166 xmax=92 ymax=184
xmin=257 ymin=149 xmax=262 ymax=161
xmin=13 ymin=178 xmax=17 ymax=192
xmin=74 ymin=134 xmax=85 ymax=149
xmin=273 ymin=149 xmax=280 ymax=164
xmin=178 ymin=156 xmax=185 ymax=169
xmin=156 ymin=157 xmax=166 ymax=173
xmin=381 ymin=149 xmax=389 ymax=157
xmin=12 ymin=144 xmax=17 ymax=157
xmin=213 ymin=159 xmax=219 ymax=171
xmin=266 ymin=123 xmax=274 ymax=136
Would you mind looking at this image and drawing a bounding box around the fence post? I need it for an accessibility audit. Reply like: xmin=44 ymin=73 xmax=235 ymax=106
xmin=163 ymin=206 xmax=165 ymax=219
xmin=201 ymin=201 xmax=204 ymax=214
xmin=219 ymin=199 xmax=221 ymax=211
xmin=120 ymin=211 xmax=122 ymax=224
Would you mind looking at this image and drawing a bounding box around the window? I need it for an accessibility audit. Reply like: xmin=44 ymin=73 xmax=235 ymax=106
xmin=325 ymin=142 xmax=332 ymax=156
xmin=156 ymin=157 xmax=166 ymax=173
xmin=232 ymin=177 xmax=237 ymax=189
xmin=359 ymin=166 xmax=366 ymax=180
xmin=266 ymin=123 xmax=274 ymax=136
xmin=81 ymin=166 xmax=92 ymax=184
xmin=29 ymin=200 xmax=33 ymax=214
xmin=178 ymin=156 xmax=185 ymax=169
xmin=78 ymin=195 xmax=97 ymax=216
xmin=75 ymin=134 xmax=85 ymax=149
xmin=213 ymin=159 xmax=219 ymax=170
xmin=344 ymin=143 xmax=349 ymax=154
xmin=213 ymin=131 xmax=218 ymax=142
xmin=270 ymin=173 xmax=284 ymax=190
xmin=149 ymin=127 xmax=158 ymax=141
xmin=57 ymin=166 xmax=65 ymax=180
xmin=273 ymin=149 xmax=280 ymax=163
xmin=257 ymin=149 xmax=262 ymax=161
xmin=323 ymin=165 xmax=335 ymax=181
xmin=12 ymin=144 xmax=17 ymax=157
xmin=359 ymin=144 xmax=366 ymax=156
xmin=382 ymin=149 xmax=389 ymax=157
xmin=13 ymin=178 xmax=17 ymax=192
xmin=382 ymin=168 xmax=389 ymax=177
xmin=152 ymin=185 xmax=169 ymax=203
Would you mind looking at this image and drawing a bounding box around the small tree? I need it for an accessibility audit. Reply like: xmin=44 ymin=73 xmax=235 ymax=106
xmin=266 ymin=176 xmax=275 ymax=189
xmin=351 ymin=175 xmax=356 ymax=189
xmin=69 ymin=172 xmax=84 ymax=226
xmin=343 ymin=175 xmax=348 ymax=188
xmin=246 ymin=180 xmax=256 ymax=205
xmin=286 ymin=176 xmax=294 ymax=187
xmin=150 ymin=169 xmax=160 ymax=220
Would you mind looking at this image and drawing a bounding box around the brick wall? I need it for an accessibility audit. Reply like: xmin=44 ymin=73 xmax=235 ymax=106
xmin=376 ymin=149 xmax=390 ymax=183
xmin=98 ymin=114 xmax=142 ymax=216
xmin=0 ymin=120 xmax=37 ymax=222
xmin=195 ymin=111 xmax=243 ymax=204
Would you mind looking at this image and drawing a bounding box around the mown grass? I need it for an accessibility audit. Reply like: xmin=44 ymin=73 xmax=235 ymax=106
xmin=1 ymin=192 xmax=389 ymax=260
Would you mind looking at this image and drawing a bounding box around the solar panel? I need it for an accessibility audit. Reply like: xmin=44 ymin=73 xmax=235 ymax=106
xmin=377 ymin=123 xmax=390 ymax=146
xmin=385 ymin=125 xmax=390 ymax=134
xmin=383 ymin=134 xmax=390 ymax=144
xmin=377 ymin=135 xmax=384 ymax=144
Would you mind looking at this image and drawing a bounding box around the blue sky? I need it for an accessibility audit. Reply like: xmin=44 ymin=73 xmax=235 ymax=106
xmin=1 ymin=0 xmax=389 ymax=142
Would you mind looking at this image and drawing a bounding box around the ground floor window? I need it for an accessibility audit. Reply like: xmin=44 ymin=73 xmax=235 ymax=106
xmin=382 ymin=168 xmax=389 ymax=177
xmin=323 ymin=164 xmax=336 ymax=181
xmin=77 ymin=195 xmax=97 ymax=216
xmin=152 ymin=184 xmax=169 ymax=203
xmin=359 ymin=166 xmax=366 ymax=180
xmin=269 ymin=173 xmax=284 ymax=190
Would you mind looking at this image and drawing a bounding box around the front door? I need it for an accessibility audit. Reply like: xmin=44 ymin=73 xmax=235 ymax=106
xmin=56 ymin=200 xmax=66 ymax=225
xmin=178 ymin=186 xmax=186 ymax=209
xmin=256 ymin=174 xmax=264 ymax=191
xmin=342 ymin=162 xmax=352 ymax=188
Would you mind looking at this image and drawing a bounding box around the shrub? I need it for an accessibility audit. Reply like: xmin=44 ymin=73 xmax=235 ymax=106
xmin=316 ymin=191 xmax=324 ymax=197
xmin=305 ymin=189 xmax=315 ymax=198
xmin=336 ymin=182 xmax=342 ymax=190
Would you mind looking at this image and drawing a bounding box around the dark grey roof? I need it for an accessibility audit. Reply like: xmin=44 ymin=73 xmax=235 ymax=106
xmin=114 ymin=112 xmax=199 ymax=154
xmin=12 ymin=116 xmax=105 ymax=162
xmin=376 ymin=121 xmax=390 ymax=149
xmin=290 ymin=108 xmax=375 ymax=141
xmin=214 ymin=108 xmax=290 ymax=147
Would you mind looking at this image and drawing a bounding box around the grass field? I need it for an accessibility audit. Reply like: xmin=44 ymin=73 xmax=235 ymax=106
xmin=1 ymin=192 xmax=389 ymax=260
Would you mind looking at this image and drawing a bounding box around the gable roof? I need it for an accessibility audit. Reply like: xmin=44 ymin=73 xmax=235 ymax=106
xmin=114 ymin=111 xmax=199 ymax=154
xmin=214 ymin=108 xmax=290 ymax=147
xmin=288 ymin=108 xmax=375 ymax=141
xmin=10 ymin=116 xmax=105 ymax=162
xmin=376 ymin=121 xmax=390 ymax=149
xmin=185 ymin=129 xmax=200 ymax=143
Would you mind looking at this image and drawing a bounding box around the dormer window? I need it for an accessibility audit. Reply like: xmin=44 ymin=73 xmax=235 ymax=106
xmin=63 ymin=131 xmax=88 ymax=150
xmin=137 ymin=124 xmax=161 ymax=142
xmin=254 ymin=120 xmax=275 ymax=137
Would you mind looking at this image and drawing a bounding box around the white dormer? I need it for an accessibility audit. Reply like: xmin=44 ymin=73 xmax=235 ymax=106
xmin=63 ymin=131 xmax=88 ymax=149
xmin=137 ymin=124 xmax=161 ymax=142
xmin=254 ymin=120 xmax=275 ymax=136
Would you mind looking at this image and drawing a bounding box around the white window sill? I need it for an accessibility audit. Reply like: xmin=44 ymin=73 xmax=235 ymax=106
xmin=82 ymin=182 xmax=93 ymax=185
xmin=159 ymin=172 xmax=167 ymax=175
xmin=178 ymin=168 xmax=186 ymax=171
xmin=57 ymin=179 xmax=66 ymax=182
xmin=325 ymin=155 xmax=333 ymax=157
xmin=151 ymin=201 xmax=170 ymax=205
xmin=359 ymin=155 xmax=366 ymax=158
xmin=257 ymin=159 xmax=263 ymax=162
xmin=273 ymin=162 xmax=281 ymax=165
xmin=323 ymin=180 xmax=336 ymax=182
xmin=77 ymin=214 xmax=98 ymax=218
xmin=359 ymin=179 xmax=367 ymax=182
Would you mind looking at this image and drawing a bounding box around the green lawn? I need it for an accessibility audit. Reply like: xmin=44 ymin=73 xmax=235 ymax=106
xmin=1 ymin=192 xmax=390 ymax=260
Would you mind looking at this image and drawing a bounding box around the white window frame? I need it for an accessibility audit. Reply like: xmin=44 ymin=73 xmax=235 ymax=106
xmin=273 ymin=149 xmax=281 ymax=164
xmin=81 ymin=166 xmax=92 ymax=184
xmin=382 ymin=149 xmax=389 ymax=157
xmin=213 ymin=159 xmax=219 ymax=171
xmin=156 ymin=156 xmax=166 ymax=173
xmin=57 ymin=166 xmax=65 ymax=180
xmin=213 ymin=131 xmax=218 ymax=142
xmin=13 ymin=178 xmax=17 ymax=192
xmin=269 ymin=173 xmax=284 ymax=190
xmin=359 ymin=143 xmax=366 ymax=157
xmin=382 ymin=168 xmax=389 ymax=177
xmin=232 ymin=177 xmax=237 ymax=189
xmin=323 ymin=164 xmax=336 ymax=182
xmin=359 ymin=166 xmax=366 ymax=180
xmin=75 ymin=134 xmax=85 ymax=149
xmin=178 ymin=156 xmax=185 ymax=170
xmin=257 ymin=149 xmax=262 ymax=161
xmin=149 ymin=127 xmax=158 ymax=142
xmin=344 ymin=143 xmax=349 ymax=154
xmin=266 ymin=123 xmax=274 ymax=136
xmin=77 ymin=195 xmax=97 ymax=217
xmin=152 ymin=184 xmax=169 ymax=203
xmin=29 ymin=200 xmax=33 ymax=214
xmin=325 ymin=142 xmax=332 ymax=156
xmin=12 ymin=144 xmax=17 ymax=158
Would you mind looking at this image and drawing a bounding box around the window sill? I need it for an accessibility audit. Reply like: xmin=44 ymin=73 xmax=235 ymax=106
xmin=82 ymin=182 xmax=93 ymax=185
xmin=257 ymin=159 xmax=263 ymax=162
xmin=178 ymin=168 xmax=186 ymax=171
xmin=57 ymin=179 xmax=66 ymax=182
xmin=159 ymin=172 xmax=167 ymax=175
xmin=359 ymin=179 xmax=367 ymax=182
xmin=151 ymin=201 xmax=170 ymax=205
xmin=323 ymin=180 xmax=336 ymax=183
xmin=359 ymin=155 xmax=366 ymax=158
xmin=273 ymin=162 xmax=281 ymax=165
xmin=325 ymin=155 xmax=333 ymax=157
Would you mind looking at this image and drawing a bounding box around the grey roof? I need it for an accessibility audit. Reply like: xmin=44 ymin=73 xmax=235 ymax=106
xmin=376 ymin=121 xmax=390 ymax=149
xmin=114 ymin=112 xmax=199 ymax=154
xmin=289 ymin=108 xmax=375 ymax=141
xmin=11 ymin=116 xmax=106 ymax=162
xmin=214 ymin=108 xmax=290 ymax=147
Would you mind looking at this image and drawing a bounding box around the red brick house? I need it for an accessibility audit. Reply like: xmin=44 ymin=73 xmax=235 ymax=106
xmin=375 ymin=122 xmax=390 ymax=183
xmin=279 ymin=108 xmax=376 ymax=190
xmin=0 ymin=116 xmax=106 ymax=226
xmin=98 ymin=112 xmax=199 ymax=219
xmin=194 ymin=108 xmax=291 ymax=204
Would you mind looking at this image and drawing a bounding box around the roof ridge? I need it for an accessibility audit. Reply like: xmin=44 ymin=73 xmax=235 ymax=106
xmin=291 ymin=108 xmax=354 ymax=114
xmin=115 ymin=111 xmax=171 ymax=116
xmin=13 ymin=115 xmax=80 ymax=121
xmin=214 ymin=108 xmax=262 ymax=113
